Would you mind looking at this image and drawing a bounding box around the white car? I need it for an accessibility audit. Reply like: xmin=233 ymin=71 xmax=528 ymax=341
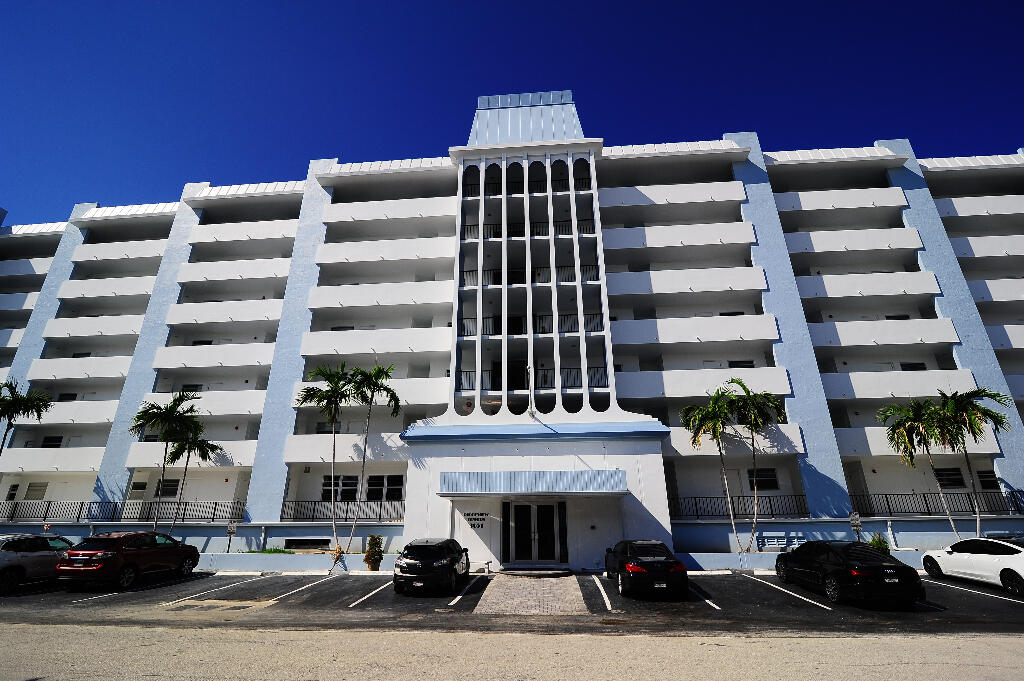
xmin=923 ymin=537 xmax=1024 ymax=596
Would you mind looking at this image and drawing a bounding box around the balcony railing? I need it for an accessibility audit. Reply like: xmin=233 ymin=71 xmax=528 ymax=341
xmin=575 ymin=177 xmax=592 ymax=191
xmin=482 ymin=223 xmax=502 ymax=239
xmin=551 ymin=178 xmax=570 ymax=192
xmin=507 ymin=222 xmax=525 ymax=238
xmin=535 ymin=368 xmax=555 ymax=389
xmin=507 ymin=182 xmax=524 ymax=195
xmin=536 ymin=312 xmax=603 ymax=333
xmin=463 ymin=183 xmax=480 ymax=196
xmin=457 ymin=370 xmax=475 ymax=391
xmin=554 ymin=220 xmax=573 ymax=235
xmin=559 ymin=366 xmax=609 ymax=388
xmin=528 ymin=180 xmax=547 ymax=193
xmin=457 ymin=318 xmax=476 ymax=336
xmin=530 ymin=221 xmax=549 ymax=237
xmin=484 ymin=182 xmax=501 ymax=196
xmin=669 ymin=495 xmax=810 ymax=520
xmin=280 ymin=499 xmax=405 ymax=522
xmin=0 ymin=500 xmax=245 ymax=523
xmin=577 ymin=219 xmax=595 ymax=234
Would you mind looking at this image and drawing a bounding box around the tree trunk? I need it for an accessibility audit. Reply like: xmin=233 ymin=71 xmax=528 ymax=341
xmin=154 ymin=441 xmax=169 ymax=531
xmin=345 ymin=401 xmax=374 ymax=554
xmin=925 ymin=443 xmax=961 ymax=540
xmin=744 ymin=418 xmax=759 ymax=553
xmin=0 ymin=422 xmax=13 ymax=459
xmin=959 ymin=445 xmax=983 ymax=537
xmin=330 ymin=420 xmax=339 ymax=550
xmin=716 ymin=437 xmax=742 ymax=553
xmin=169 ymin=451 xmax=192 ymax=535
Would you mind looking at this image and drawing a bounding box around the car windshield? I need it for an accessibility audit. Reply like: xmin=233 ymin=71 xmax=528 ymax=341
xmin=843 ymin=544 xmax=896 ymax=563
xmin=630 ymin=543 xmax=673 ymax=558
xmin=402 ymin=545 xmax=444 ymax=560
xmin=72 ymin=537 xmax=121 ymax=551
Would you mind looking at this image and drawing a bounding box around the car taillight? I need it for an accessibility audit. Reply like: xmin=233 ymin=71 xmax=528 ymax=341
xmin=669 ymin=564 xmax=687 ymax=573
xmin=850 ymin=568 xmax=877 ymax=577
xmin=624 ymin=562 xmax=647 ymax=573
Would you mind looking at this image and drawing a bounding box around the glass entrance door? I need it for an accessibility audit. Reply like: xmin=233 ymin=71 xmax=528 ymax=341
xmin=512 ymin=503 xmax=559 ymax=563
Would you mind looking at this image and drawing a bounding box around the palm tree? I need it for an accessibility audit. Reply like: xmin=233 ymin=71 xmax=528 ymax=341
xmin=877 ymin=398 xmax=960 ymax=539
xmin=0 ymin=380 xmax=54 ymax=459
xmin=727 ymin=377 xmax=785 ymax=553
xmin=129 ymin=391 xmax=202 ymax=531
xmin=681 ymin=385 xmax=744 ymax=552
xmin=935 ymin=388 xmax=1012 ymax=537
xmin=296 ymin=364 xmax=353 ymax=551
xmin=344 ymin=364 xmax=401 ymax=554
xmin=166 ymin=427 xmax=225 ymax=534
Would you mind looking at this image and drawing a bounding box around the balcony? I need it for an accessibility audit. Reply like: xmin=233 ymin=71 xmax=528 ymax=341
xmin=774 ymin=187 xmax=907 ymax=229
xmin=808 ymin=318 xmax=959 ymax=348
xmin=664 ymin=423 xmax=804 ymax=456
xmin=165 ymin=299 xmax=283 ymax=326
xmin=0 ymin=327 xmax=25 ymax=348
xmin=36 ymin=399 xmax=119 ymax=425
xmin=988 ymin=325 xmax=1024 ymax=350
xmin=935 ymin=194 xmax=1024 ymax=219
xmin=603 ymin=222 xmax=755 ymax=251
xmin=322 ymin=196 xmax=457 ymax=225
xmin=177 ymin=257 xmax=290 ymax=283
xmin=57 ymin=276 xmax=155 ymax=300
xmin=0 ymin=500 xmax=245 ymax=523
xmin=188 ymin=219 xmax=298 ymax=244
xmin=598 ymin=181 xmax=746 ymax=223
xmin=295 ymin=376 xmax=447 ymax=407
xmin=616 ymin=367 xmax=791 ymax=399
xmin=316 ymin=236 xmax=455 ymax=265
xmin=0 ymin=447 xmax=105 ymax=473
xmin=785 ymin=227 xmax=922 ymax=255
xmin=796 ymin=271 xmax=939 ymax=299
xmin=152 ymin=342 xmax=275 ymax=369
xmin=43 ymin=314 xmax=145 ymax=339
xmin=669 ymin=495 xmax=809 ymax=520
xmin=72 ymin=239 xmax=167 ymax=263
xmin=607 ymin=267 xmax=766 ymax=297
xmin=611 ymin=314 xmax=778 ymax=346
xmin=126 ymin=440 xmax=257 ymax=467
xmin=143 ymin=390 xmax=266 ymax=417
xmin=968 ymin=278 xmax=1024 ymax=303
xmin=284 ymin=432 xmax=410 ymax=463
xmin=27 ymin=355 xmax=132 ymax=381
xmin=280 ymin=500 xmax=405 ymax=522
xmin=301 ymin=327 xmax=450 ymax=358
xmin=835 ymin=426 xmax=1000 ymax=456
xmin=0 ymin=291 xmax=39 ymax=311
xmin=951 ymin=234 xmax=1024 ymax=259
xmin=308 ymin=280 xmax=452 ymax=309
xmin=0 ymin=257 xmax=51 ymax=278
xmin=821 ymin=369 xmax=976 ymax=400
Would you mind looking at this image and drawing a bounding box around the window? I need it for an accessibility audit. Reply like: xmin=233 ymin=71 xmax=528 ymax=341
xmin=315 ymin=422 xmax=334 ymax=435
xmin=23 ymin=537 xmax=51 ymax=552
xmin=719 ymin=311 xmax=745 ymax=317
xmin=181 ymin=384 xmax=203 ymax=392
xmin=24 ymin=482 xmax=48 ymax=501
xmin=900 ymin=362 xmax=928 ymax=372
xmin=885 ymin=314 xmax=911 ymax=320
xmin=191 ymin=340 xmax=213 ymax=346
xmin=366 ymin=475 xmax=404 ymax=501
xmin=934 ymin=467 xmax=965 ymax=489
xmin=40 ymin=436 xmax=63 ymax=448
xmin=728 ymin=360 xmax=756 ymax=369
xmin=321 ymin=475 xmax=358 ymax=501
xmin=155 ymin=479 xmax=180 ymax=498
xmin=978 ymin=470 xmax=1000 ymax=491
xmin=951 ymin=539 xmax=995 ymax=555
xmin=142 ymin=433 xmax=160 ymax=442
xmin=128 ymin=481 xmax=147 ymax=500
xmin=747 ymin=468 xmax=779 ymax=491
xmin=71 ymin=352 xmax=92 ymax=358
xmin=154 ymin=534 xmax=178 ymax=546
xmin=5 ymin=484 xmax=18 ymax=501
xmin=46 ymin=537 xmax=72 ymax=551
xmin=57 ymin=393 xmax=77 ymax=402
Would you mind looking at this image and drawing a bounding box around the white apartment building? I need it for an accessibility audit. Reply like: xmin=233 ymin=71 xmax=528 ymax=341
xmin=1 ymin=91 xmax=1023 ymax=568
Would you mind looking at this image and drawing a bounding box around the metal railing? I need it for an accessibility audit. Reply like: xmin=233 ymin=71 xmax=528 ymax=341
xmin=482 ymin=223 xmax=502 ymax=239
xmin=850 ymin=492 xmax=1024 ymax=517
xmin=553 ymin=220 xmax=573 ymax=235
xmin=461 ymin=224 xmax=479 ymax=240
xmin=669 ymin=495 xmax=810 ymax=520
xmin=280 ymin=499 xmax=405 ymax=522
xmin=588 ymin=366 xmax=610 ymax=388
xmin=462 ymin=183 xmax=480 ymax=196
xmin=460 ymin=269 xmax=478 ymax=286
xmin=577 ymin=219 xmax=595 ymax=234
xmin=528 ymin=180 xmax=547 ymax=193
xmin=457 ymin=318 xmax=476 ymax=336
xmin=551 ymin=178 xmax=570 ymax=191
xmin=533 ymin=313 xmax=603 ymax=333
xmin=556 ymin=265 xmax=576 ymax=282
xmin=507 ymin=182 xmax=524 ymax=194
xmin=574 ymin=177 xmax=592 ymax=191
xmin=480 ymin=369 xmax=500 ymax=390
xmin=456 ymin=370 xmax=475 ymax=391
xmin=0 ymin=500 xmax=245 ymax=523
xmin=484 ymin=182 xmax=501 ymax=196
xmin=535 ymin=368 xmax=556 ymax=389
xmin=530 ymin=221 xmax=549 ymax=237
xmin=533 ymin=267 xmax=552 ymax=284
xmin=581 ymin=264 xmax=598 ymax=281
xmin=561 ymin=367 xmax=583 ymax=388
xmin=507 ymin=222 xmax=525 ymax=238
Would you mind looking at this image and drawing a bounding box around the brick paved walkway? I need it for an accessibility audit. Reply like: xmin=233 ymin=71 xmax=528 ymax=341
xmin=473 ymin=573 xmax=588 ymax=615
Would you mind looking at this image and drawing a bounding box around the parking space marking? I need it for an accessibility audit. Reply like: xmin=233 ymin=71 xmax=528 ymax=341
xmin=740 ymin=573 xmax=832 ymax=611
xmin=688 ymin=583 xmax=721 ymax=610
xmin=347 ymin=580 xmax=391 ymax=608
xmin=160 ymin=575 xmax=270 ymax=607
xmin=924 ymin=579 xmax=1023 ymax=604
xmin=269 ymin=574 xmax=337 ymax=603
xmin=70 ymin=591 xmax=120 ymax=604
xmin=590 ymin=575 xmax=612 ymax=612
xmin=448 ymin=576 xmax=482 ymax=607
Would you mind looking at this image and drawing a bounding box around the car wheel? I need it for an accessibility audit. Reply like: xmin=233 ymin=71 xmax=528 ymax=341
xmin=179 ymin=557 xmax=196 ymax=578
xmin=393 ymin=580 xmax=405 ymax=595
xmin=0 ymin=567 xmax=21 ymax=595
xmin=824 ymin=575 xmax=843 ymax=604
xmin=117 ymin=565 xmax=138 ymax=591
xmin=1001 ymin=570 xmax=1024 ymax=598
xmin=447 ymin=569 xmax=459 ymax=595
xmin=776 ymin=561 xmax=790 ymax=584
xmin=617 ymin=572 xmax=630 ymax=597
xmin=923 ymin=556 xmax=943 ymax=579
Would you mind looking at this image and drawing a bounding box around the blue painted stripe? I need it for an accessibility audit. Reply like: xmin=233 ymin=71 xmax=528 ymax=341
xmin=439 ymin=469 xmax=627 ymax=495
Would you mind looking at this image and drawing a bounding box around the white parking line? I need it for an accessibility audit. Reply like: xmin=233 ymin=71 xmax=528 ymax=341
xmin=740 ymin=573 xmax=833 ymax=611
xmin=70 ymin=591 xmax=120 ymax=604
xmin=448 ymin=576 xmax=482 ymax=607
xmin=591 ymin=575 xmax=612 ymax=612
xmin=160 ymin=575 xmax=270 ymax=607
xmin=347 ymin=580 xmax=391 ymax=608
xmin=691 ymin=587 xmax=721 ymax=610
xmin=269 ymin=574 xmax=337 ymax=603
xmin=924 ymin=579 xmax=1023 ymax=604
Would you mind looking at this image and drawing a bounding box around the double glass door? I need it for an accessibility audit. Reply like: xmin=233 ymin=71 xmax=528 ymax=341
xmin=512 ymin=503 xmax=558 ymax=563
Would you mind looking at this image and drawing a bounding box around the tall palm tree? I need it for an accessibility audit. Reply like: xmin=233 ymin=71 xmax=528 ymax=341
xmin=166 ymin=427 xmax=225 ymax=534
xmin=936 ymin=388 xmax=1012 ymax=537
xmin=681 ymin=385 xmax=743 ymax=552
xmin=877 ymin=398 xmax=960 ymax=539
xmin=129 ymin=391 xmax=202 ymax=531
xmin=727 ymin=377 xmax=785 ymax=553
xmin=0 ymin=380 xmax=54 ymax=459
xmin=296 ymin=364 xmax=353 ymax=551
xmin=344 ymin=364 xmax=401 ymax=554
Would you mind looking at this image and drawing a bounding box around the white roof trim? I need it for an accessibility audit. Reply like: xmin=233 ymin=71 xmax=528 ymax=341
xmin=323 ymin=157 xmax=454 ymax=177
xmin=919 ymin=154 xmax=1024 ymax=171
xmin=0 ymin=222 xmax=67 ymax=237
xmin=195 ymin=181 xmax=304 ymax=199
xmin=603 ymin=140 xmax=743 ymax=158
xmin=764 ymin=146 xmax=904 ymax=165
xmin=79 ymin=203 xmax=179 ymax=220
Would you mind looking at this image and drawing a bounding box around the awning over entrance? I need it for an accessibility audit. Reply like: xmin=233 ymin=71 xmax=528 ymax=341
xmin=439 ymin=469 xmax=627 ymax=497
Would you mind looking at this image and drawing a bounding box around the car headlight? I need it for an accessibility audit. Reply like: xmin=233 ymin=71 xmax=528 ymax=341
xmin=60 ymin=551 xmax=69 ymax=559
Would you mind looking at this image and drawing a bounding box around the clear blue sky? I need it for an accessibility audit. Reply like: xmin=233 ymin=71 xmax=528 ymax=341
xmin=1 ymin=1 xmax=1020 ymax=225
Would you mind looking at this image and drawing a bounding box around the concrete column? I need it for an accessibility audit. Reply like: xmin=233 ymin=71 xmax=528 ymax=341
xmin=244 ymin=159 xmax=335 ymax=522
xmin=91 ymin=189 xmax=206 ymax=503
xmin=725 ymin=132 xmax=852 ymax=517
xmin=878 ymin=138 xmax=1024 ymax=492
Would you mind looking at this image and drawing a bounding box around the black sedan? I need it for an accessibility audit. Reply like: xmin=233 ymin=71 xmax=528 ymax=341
xmin=775 ymin=540 xmax=925 ymax=605
xmin=605 ymin=540 xmax=687 ymax=597
xmin=392 ymin=538 xmax=470 ymax=595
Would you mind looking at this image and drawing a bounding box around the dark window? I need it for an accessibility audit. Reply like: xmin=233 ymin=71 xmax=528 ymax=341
xmin=5 ymin=484 xmax=19 ymax=501
xmin=73 ymin=537 xmax=122 ymax=551
xmin=934 ymin=467 xmax=965 ymax=489
xmin=900 ymin=362 xmax=928 ymax=372
xmin=321 ymin=475 xmax=357 ymax=501
xmin=57 ymin=393 xmax=77 ymax=402
xmin=71 ymin=352 xmax=92 ymax=358
xmin=884 ymin=314 xmax=911 ymax=320
xmin=23 ymin=537 xmax=51 ymax=552
xmin=46 ymin=536 xmax=72 ymax=550
xmin=365 ymin=474 xmax=403 ymax=501
xmin=40 ymin=436 xmax=63 ymax=449
xmin=3 ymin=539 xmax=27 ymax=552
xmin=951 ymin=539 xmax=992 ymax=554
xmin=719 ymin=311 xmax=745 ymax=317
xmin=24 ymin=482 xmax=48 ymax=500
xmin=628 ymin=542 xmax=673 ymax=558
xmin=984 ymin=541 xmax=1021 ymax=556
xmin=978 ymin=470 xmax=1000 ymax=491
xmin=401 ymin=544 xmax=444 ymax=560
xmin=155 ymin=479 xmax=179 ymax=498
xmin=843 ymin=543 xmax=895 ymax=562
xmin=181 ymin=384 xmax=203 ymax=392
xmin=747 ymin=468 xmax=779 ymax=491
xmin=728 ymin=360 xmax=756 ymax=369
xmin=191 ymin=340 xmax=213 ymax=346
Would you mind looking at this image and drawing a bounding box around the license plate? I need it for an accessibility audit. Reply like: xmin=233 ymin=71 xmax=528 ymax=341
xmin=73 ymin=561 xmax=84 ymax=567
xmin=654 ymin=582 xmax=668 ymax=588
xmin=413 ymin=581 xmax=424 ymax=587
xmin=884 ymin=578 xmax=898 ymax=583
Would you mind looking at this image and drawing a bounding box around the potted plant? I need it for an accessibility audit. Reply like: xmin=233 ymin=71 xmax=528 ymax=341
xmin=364 ymin=534 xmax=384 ymax=571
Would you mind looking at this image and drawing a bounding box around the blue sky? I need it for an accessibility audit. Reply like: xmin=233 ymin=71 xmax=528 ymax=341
xmin=1 ymin=1 xmax=1020 ymax=225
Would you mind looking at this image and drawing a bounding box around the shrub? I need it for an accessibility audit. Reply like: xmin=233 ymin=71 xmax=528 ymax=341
xmin=364 ymin=534 xmax=384 ymax=569
xmin=868 ymin=532 xmax=890 ymax=554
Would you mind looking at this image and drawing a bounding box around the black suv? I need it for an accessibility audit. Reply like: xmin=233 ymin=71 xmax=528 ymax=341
xmin=605 ymin=540 xmax=688 ymax=597
xmin=393 ymin=538 xmax=470 ymax=594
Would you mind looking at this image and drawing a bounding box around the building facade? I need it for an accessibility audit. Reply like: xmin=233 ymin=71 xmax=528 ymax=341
xmin=2 ymin=91 xmax=1024 ymax=568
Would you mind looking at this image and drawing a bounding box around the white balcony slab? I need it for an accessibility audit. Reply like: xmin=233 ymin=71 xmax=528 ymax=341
xmin=165 ymin=299 xmax=283 ymax=326
xmin=152 ymin=342 xmax=275 ymax=369
xmin=58 ymin=276 xmax=155 ymax=300
xmin=188 ymin=219 xmax=298 ymax=244
xmin=785 ymin=228 xmax=922 ymax=255
xmin=0 ymin=367 xmax=7 ymax=383
xmin=603 ymin=222 xmax=755 ymax=250
xmin=126 ymin=440 xmax=257 ymax=468
xmin=317 ymin=236 xmax=456 ymax=265
xmin=37 ymin=400 xmax=120 ymax=425
xmin=0 ymin=291 xmax=39 ymax=311
xmin=308 ymin=280 xmax=453 ymax=309
xmin=0 ymin=327 xmax=25 ymax=348
xmin=968 ymin=278 xmax=1024 ymax=303
xmin=78 ymin=202 xmax=178 ymax=221
xmin=764 ymin=146 xmax=906 ymax=166
xmin=774 ymin=187 xmax=907 ymax=212
xmin=797 ymin=271 xmax=939 ymax=299
xmin=809 ymin=318 xmax=959 ymax=348
xmin=664 ymin=423 xmax=805 ymax=456
xmin=72 ymin=239 xmax=167 ymax=262
xmin=616 ymin=367 xmax=791 ymax=399
xmin=611 ymin=315 xmax=778 ymax=346
xmin=0 ymin=447 xmax=106 ymax=473
xmin=302 ymin=327 xmax=451 ymax=357
xmin=950 ymin=234 xmax=1024 ymax=259
xmin=935 ymin=194 xmax=1024 ymax=218
xmin=177 ymin=258 xmax=291 ymax=283
xmin=322 ymin=196 xmax=457 ymax=224
xmin=27 ymin=355 xmax=132 ymax=381
xmin=835 ymin=426 xmax=1000 ymax=456
xmin=987 ymin=325 xmax=1024 ymax=350
xmin=607 ymin=267 xmax=766 ymax=297
xmin=43 ymin=314 xmax=144 ymax=339
xmin=821 ymin=370 xmax=976 ymax=400
xmin=143 ymin=390 xmax=266 ymax=417
xmin=284 ymin=432 xmax=410 ymax=463
xmin=598 ymin=181 xmax=746 ymax=208
xmin=294 ymin=377 xmax=448 ymax=407
xmin=0 ymin=257 xmax=52 ymax=277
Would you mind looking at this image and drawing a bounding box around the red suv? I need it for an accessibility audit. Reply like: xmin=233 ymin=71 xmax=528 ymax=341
xmin=56 ymin=532 xmax=200 ymax=590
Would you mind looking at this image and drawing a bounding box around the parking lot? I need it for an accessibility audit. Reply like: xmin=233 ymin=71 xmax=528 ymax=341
xmin=2 ymin=569 xmax=1024 ymax=635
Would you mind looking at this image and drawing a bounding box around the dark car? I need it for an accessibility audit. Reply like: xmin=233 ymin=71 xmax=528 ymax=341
xmin=605 ymin=540 xmax=688 ymax=597
xmin=0 ymin=533 xmax=74 ymax=594
xmin=775 ymin=540 xmax=925 ymax=605
xmin=56 ymin=531 xmax=200 ymax=590
xmin=392 ymin=538 xmax=470 ymax=594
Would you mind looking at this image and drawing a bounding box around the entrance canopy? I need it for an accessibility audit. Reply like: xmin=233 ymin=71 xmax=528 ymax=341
xmin=439 ymin=469 xmax=627 ymax=498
